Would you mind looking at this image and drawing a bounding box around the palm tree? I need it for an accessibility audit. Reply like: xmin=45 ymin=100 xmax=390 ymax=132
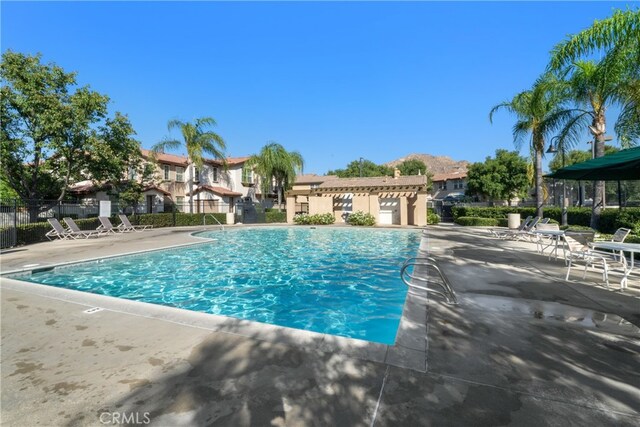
xmin=548 ymin=59 xmax=637 ymax=228
xmin=151 ymin=117 xmax=226 ymax=213
xmin=548 ymin=9 xmax=639 ymax=228
xmin=490 ymin=75 xmax=567 ymax=218
xmin=246 ymin=142 xmax=304 ymax=210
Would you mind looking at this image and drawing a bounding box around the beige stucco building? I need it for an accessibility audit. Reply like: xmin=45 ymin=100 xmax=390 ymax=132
xmin=286 ymin=172 xmax=428 ymax=226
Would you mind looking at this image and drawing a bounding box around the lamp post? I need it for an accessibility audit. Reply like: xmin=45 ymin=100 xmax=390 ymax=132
xmin=547 ymin=136 xmax=567 ymax=226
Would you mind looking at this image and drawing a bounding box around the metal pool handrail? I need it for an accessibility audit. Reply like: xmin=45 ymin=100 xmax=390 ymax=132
xmin=204 ymin=214 xmax=224 ymax=230
xmin=400 ymin=257 xmax=458 ymax=305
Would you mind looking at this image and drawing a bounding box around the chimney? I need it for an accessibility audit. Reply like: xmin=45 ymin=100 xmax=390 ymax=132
xmin=394 ymin=168 xmax=401 ymax=179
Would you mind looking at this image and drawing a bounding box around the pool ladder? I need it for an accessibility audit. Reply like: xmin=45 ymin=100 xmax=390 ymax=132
xmin=204 ymin=214 xmax=224 ymax=230
xmin=400 ymin=257 xmax=458 ymax=305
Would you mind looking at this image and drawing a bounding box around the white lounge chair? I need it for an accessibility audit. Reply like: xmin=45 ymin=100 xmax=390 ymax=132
xmin=97 ymin=216 xmax=119 ymax=234
xmin=63 ymin=217 xmax=105 ymax=239
xmin=489 ymin=215 xmax=532 ymax=238
xmin=117 ymin=214 xmax=152 ymax=232
xmin=501 ymin=216 xmax=541 ymax=241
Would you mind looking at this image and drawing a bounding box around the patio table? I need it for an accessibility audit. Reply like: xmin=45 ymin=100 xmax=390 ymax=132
xmin=533 ymin=230 xmax=565 ymax=260
xmin=589 ymin=241 xmax=640 ymax=290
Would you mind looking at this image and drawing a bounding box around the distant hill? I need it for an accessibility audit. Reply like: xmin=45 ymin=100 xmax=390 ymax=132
xmin=385 ymin=153 xmax=469 ymax=175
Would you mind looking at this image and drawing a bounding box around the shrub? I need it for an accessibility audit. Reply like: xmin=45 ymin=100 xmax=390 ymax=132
xmin=266 ymin=210 xmax=286 ymax=223
xmin=347 ymin=211 xmax=376 ymax=226
xmin=427 ymin=212 xmax=440 ymax=225
xmin=293 ymin=213 xmax=335 ymax=225
xmin=454 ymin=216 xmax=499 ymax=226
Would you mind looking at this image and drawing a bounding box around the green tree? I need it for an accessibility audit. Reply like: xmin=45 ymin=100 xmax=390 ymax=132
xmin=397 ymin=159 xmax=428 ymax=176
xmin=549 ymin=8 xmax=640 ymax=227
xmin=490 ymin=74 xmax=568 ymax=217
xmin=327 ymin=159 xmax=393 ymax=178
xmin=466 ymin=149 xmax=529 ymax=205
xmin=151 ymin=117 xmax=227 ymax=213
xmin=0 ymin=51 xmax=141 ymax=218
xmin=115 ymin=163 xmax=156 ymax=213
xmin=246 ymin=142 xmax=304 ymax=210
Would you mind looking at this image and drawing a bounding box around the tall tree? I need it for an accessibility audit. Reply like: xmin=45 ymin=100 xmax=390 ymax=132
xmin=327 ymin=159 xmax=393 ymax=178
xmin=397 ymin=159 xmax=428 ymax=176
xmin=0 ymin=51 xmax=141 ymax=212
xmin=246 ymin=142 xmax=304 ymax=210
xmin=549 ymin=9 xmax=640 ymax=228
xmin=489 ymin=75 xmax=568 ymax=218
xmin=151 ymin=117 xmax=226 ymax=213
xmin=466 ymin=149 xmax=529 ymax=205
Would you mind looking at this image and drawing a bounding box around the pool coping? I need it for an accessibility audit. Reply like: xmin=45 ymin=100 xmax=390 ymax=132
xmin=0 ymin=227 xmax=429 ymax=371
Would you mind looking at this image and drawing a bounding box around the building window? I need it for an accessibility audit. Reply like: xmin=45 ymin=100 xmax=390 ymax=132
xmin=242 ymin=167 xmax=253 ymax=184
xmin=176 ymin=167 xmax=184 ymax=182
xmin=453 ymin=180 xmax=464 ymax=190
xmin=194 ymin=167 xmax=201 ymax=183
xmin=175 ymin=196 xmax=185 ymax=212
xmin=163 ymin=165 xmax=170 ymax=180
xmin=212 ymin=167 xmax=218 ymax=182
xmin=438 ymin=182 xmax=446 ymax=190
xmin=127 ymin=167 xmax=137 ymax=180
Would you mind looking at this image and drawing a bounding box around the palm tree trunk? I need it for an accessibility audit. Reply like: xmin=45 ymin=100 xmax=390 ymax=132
xmin=590 ymin=115 xmax=606 ymax=229
xmin=535 ymin=148 xmax=544 ymax=218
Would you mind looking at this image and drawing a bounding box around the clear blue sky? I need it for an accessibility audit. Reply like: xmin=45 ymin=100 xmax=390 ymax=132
xmin=2 ymin=1 xmax=632 ymax=174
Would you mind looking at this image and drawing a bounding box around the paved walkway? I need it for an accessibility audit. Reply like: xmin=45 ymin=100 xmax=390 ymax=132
xmin=1 ymin=225 xmax=638 ymax=426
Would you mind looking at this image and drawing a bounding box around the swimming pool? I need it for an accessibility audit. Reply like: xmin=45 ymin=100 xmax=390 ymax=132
xmin=14 ymin=227 xmax=420 ymax=344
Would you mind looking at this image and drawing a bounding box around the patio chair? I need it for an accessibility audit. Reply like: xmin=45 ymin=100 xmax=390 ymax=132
xmin=46 ymin=218 xmax=73 ymax=240
xmin=117 ymin=214 xmax=152 ymax=232
xmin=592 ymin=227 xmax=632 ymax=264
xmin=63 ymin=217 xmax=105 ymax=239
xmin=533 ymin=222 xmax=561 ymax=254
xmin=564 ymin=230 xmax=616 ymax=288
xmin=97 ymin=216 xmax=119 ymax=234
xmin=489 ymin=215 xmax=532 ymax=238
xmin=502 ymin=216 xmax=541 ymax=241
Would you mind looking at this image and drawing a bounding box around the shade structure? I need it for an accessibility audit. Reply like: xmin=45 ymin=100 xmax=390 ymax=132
xmin=545 ymin=146 xmax=640 ymax=181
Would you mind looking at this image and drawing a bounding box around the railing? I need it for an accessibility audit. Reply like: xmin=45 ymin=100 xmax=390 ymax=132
xmin=400 ymin=256 xmax=458 ymax=305
xmin=204 ymin=213 xmax=224 ymax=230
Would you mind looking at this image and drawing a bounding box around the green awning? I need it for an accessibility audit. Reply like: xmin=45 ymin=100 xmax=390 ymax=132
xmin=545 ymin=146 xmax=640 ymax=181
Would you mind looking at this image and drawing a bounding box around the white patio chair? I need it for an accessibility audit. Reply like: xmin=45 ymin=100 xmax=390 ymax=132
xmin=117 ymin=214 xmax=152 ymax=232
xmin=564 ymin=230 xmax=617 ymax=289
xmin=63 ymin=217 xmax=105 ymax=239
xmin=503 ymin=216 xmax=541 ymax=241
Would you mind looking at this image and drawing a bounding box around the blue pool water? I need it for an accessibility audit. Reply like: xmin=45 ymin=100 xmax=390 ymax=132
xmin=17 ymin=227 xmax=420 ymax=344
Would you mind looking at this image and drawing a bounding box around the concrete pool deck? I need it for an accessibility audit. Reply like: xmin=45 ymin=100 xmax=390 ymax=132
xmin=1 ymin=224 xmax=639 ymax=426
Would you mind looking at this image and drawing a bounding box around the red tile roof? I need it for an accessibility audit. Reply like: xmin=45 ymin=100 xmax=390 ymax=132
xmin=143 ymin=184 xmax=172 ymax=196
xmin=140 ymin=149 xmax=249 ymax=167
xmin=431 ymin=171 xmax=468 ymax=182
xmin=186 ymin=185 xmax=242 ymax=197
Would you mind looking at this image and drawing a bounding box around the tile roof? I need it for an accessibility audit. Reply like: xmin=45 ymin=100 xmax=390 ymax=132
xmin=140 ymin=149 xmax=188 ymax=167
xmin=294 ymin=174 xmax=337 ymax=184
xmin=318 ymin=175 xmax=428 ymax=189
xmin=143 ymin=184 xmax=171 ymax=196
xmin=140 ymin=149 xmax=249 ymax=167
xmin=187 ymin=185 xmax=243 ymax=197
xmin=431 ymin=170 xmax=468 ymax=181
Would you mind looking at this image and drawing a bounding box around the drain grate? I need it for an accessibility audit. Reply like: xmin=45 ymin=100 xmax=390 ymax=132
xmin=83 ymin=307 xmax=104 ymax=314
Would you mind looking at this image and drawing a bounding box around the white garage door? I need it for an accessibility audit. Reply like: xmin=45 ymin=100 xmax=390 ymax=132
xmin=379 ymin=210 xmax=394 ymax=225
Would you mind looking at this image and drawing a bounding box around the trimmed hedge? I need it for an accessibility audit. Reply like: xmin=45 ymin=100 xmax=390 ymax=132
xmin=266 ymin=210 xmax=287 ymax=223
xmin=454 ymin=216 xmax=500 ymax=227
xmin=450 ymin=206 xmax=640 ymax=234
xmin=427 ymin=212 xmax=440 ymax=225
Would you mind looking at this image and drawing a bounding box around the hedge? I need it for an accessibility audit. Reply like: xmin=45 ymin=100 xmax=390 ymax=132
xmin=450 ymin=206 xmax=640 ymax=234
xmin=454 ymin=216 xmax=500 ymax=227
xmin=347 ymin=211 xmax=376 ymax=226
xmin=266 ymin=211 xmax=287 ymax=223
xmin=293 ymin=213 xmax=335 ymax=225
xmin=427 ymin=212 xmax=440 ymax=225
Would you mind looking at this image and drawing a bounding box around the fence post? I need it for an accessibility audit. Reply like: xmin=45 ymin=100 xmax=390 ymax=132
xmin=12 ymin=198 xmax=18 ymax=247
xmin=58 ymin=200 xmax=62 ymax=219
xmin=173 ymin=204 xmax=177 ymax=227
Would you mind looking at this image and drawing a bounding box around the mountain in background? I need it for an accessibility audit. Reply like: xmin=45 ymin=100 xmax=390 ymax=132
xmin=385 ymin=153 xmax=469 ymax=175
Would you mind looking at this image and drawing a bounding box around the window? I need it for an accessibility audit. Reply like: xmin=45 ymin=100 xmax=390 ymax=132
xmin=127 ymin=167 xmax=137 ymax=180
xmin=175 ymin=196 xmax=185 ymax=212
xmin=438 ymin=181 xmax=446 ymax=190
xmin=176 ymin=167 xmax=184 ymax=182
xmin=453 ymin=180 xmax=464 ymax=190
xmin=193 ymin=167 xmax=201 ymax=183
xmin=242 ymin=167 xmax=253 ymax=184
xmin=212 ymin=167 xmax=218 ymax=182
xmin=163 ymin=165 xmax=170 ymax=180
